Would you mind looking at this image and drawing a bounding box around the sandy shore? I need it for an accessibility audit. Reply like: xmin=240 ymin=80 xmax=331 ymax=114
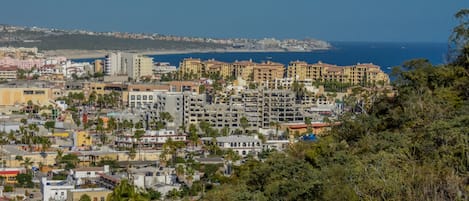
xmin=43 ymin=48 xmax=327 ymax=59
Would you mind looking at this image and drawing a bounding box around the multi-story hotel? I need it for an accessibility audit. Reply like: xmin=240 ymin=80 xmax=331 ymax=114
xmin=232 ymin=60 xmax=256 ymax=81
xmin=253 ymin=61 xmax=285 ymax=88
xmin=204 ymin=59 xmax=232 ymax=78
xmin=104 ymin=52 xmax=153 ymax=80
xmin=287 ymin=61 xmax=390 ymax=85
xmin=179 ymin=58 xmax=204 ymax=79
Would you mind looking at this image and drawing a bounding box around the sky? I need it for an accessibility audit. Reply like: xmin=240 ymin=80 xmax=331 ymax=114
xmin=1 ymin=0 xmax=468 ymax=42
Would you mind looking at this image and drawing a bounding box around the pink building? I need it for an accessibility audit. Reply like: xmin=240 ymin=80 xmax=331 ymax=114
xmin=0 ymin=57 xmax=45 ymax=70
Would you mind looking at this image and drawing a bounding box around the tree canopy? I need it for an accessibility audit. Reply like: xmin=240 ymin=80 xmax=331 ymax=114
xmin=201 ymin=9 xmax=469 ymax=201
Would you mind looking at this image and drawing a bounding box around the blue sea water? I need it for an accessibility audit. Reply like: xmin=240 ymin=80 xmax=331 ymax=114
xmin=73 ymin=42 xmax=448 ymax=75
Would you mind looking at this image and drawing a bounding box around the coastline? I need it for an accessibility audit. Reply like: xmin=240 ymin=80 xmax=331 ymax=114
xmin=43 ymin=48 xmax=330 ymax=60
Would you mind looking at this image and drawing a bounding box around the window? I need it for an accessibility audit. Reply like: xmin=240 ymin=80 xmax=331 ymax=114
xmin=149 ymin=96 xmax=153 ymax=100
xmin=143 ymin=95 xmax=147 ymax=100
xmin=131 ymin=95 xmax=135 ymax=100
xmin=137 ymin=95 xmax=141 ymax=100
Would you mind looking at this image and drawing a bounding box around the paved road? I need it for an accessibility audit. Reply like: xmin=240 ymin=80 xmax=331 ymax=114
xmin=12 ymin=187 xmax=42 ymax=201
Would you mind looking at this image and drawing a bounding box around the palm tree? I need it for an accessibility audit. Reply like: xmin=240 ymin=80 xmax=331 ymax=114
xmin=20 ymin=157 xmax=34 ymax=174
xmin=304 ymin=117 xmax=312 ymax=134
xmin=55 ymin=149 xmax=63 ymax=166
xmin=106 ymin=179 xmax=149 ymax=201
xmin=163 ymin=139 xmax=185 ymax=167
xmin=240 ymin=116 xmax=249 ymax=134
xmin=188 ymin=124 xmax=199 ymax=149
xmin=176 ymin=164 xmax=185 ymax=180
xmin=134 ymin=130 xmax=145 ymax=160
xmin=185 ymin=167 xmax=194 ymax=186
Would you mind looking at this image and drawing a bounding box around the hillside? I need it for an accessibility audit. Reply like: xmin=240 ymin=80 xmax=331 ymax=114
xmin=0 ymin=31 xmax=228 ymax=51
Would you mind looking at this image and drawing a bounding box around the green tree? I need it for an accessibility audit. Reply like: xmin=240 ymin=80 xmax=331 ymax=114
xmin=240 ymin=116 xmax=249 ymax=134
xmin=107 ymin=179 xmax=149 ymax=201
xmin=16 ymin=173 xmax=33 ymax=188
xmin=79 ymin=194 xmax=92 ymax=201
xmin=20 ymin=157 xmax=34 ymax=174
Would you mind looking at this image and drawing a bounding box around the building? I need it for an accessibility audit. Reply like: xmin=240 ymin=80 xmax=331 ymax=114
xmin=115 ymin=129 xmax=186 ymax=150
xmin=179 ymin=58 xmax=203 ymax=79
xmin=93 ymin=59 xmax=103 ymax=73
xmin=154 ymin=62 xmax=177 ymax=75
xmin=104 ymin=52 xmax=153 ymax=80
xmin=252 ymin=61 xmax=285 ymax=87
xmin=0 ymin=168 xmax=26 ymax=184
xmin=148 ymin=92 xmax=184 ymax=127
xmin=128 ymin=91 xmax=159 ymax=109
xmin=0 ymin=85 xmax=53 ymax=106
xmin=204 ymin=59 xmax=232 ymax=79
xmin=202 ymin=135 xmax=262 ymax=157
xmin=286 ymin=61 xmax=390 ymax=85
xmin=104 ymin=52 xmax=123 ymax=76
xmin=0 ymin=66 xmax=17 ymax=80
xmin=71 ymin=165 xmax=110 ymax=185
xmin=232 ymin=60 xmax=256 ymax=81
xmin=74 ymin=131 xmax=92 ymax=149
xmin=122 ymin=53 xmax=153 ymax=80
xmin=41 ymin=177 xmax=75 ymax=201
xmin=66 ymin=188 xmax=112 ymax=201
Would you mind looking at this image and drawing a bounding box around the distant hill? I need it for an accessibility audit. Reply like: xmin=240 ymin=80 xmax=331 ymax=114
xmin=0 ymin=25 xmax=331 ymax=52
xmin=0 ymin=30 xmax=228 ymax=51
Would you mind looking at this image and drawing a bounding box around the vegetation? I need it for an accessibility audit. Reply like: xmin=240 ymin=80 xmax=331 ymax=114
xmin=79 ymin=194 xmax=92 ymax=201
xmin=200 ymin=10 xmax=469 ymax=201
xmin=16 ymin=173 xmax=34 ymax=188
xmin=106 ymin=179 xmax=150 ymax=201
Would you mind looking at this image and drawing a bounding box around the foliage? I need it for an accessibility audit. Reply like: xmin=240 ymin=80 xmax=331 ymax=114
xmin=16 ymin=173 xmax=34 ymax=188
xmin=79 ymin=194 xmax=92 ymax=201
xmin=107 ymin=179 xmax=149 ymax=201
xmin=3 ymin=185 xmax=13 ymax=192
xmin=145 ymin=188 xmax=161 ymax=201
xmin=201 ymin=9 xmax=469 ymax=201
xmin=59 ymin=154 xmax=80 ymax=169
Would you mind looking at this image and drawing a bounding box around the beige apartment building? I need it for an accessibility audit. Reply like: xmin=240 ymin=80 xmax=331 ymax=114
xmin=232 ymin=60 xmax=256 ymax=81
xmin=122 ymin=53 xmax=153 ymax=80
xmin=0 ymin=87 xmax=52 ymax=106
xmin=204 ymin=59 xmax=232 ymax=78
xmin=179 ymin=58 xmax=204 ymax=79
xmin=287 ymin=61 xmax=389 ymax=85
xmin=252 ymin=61 xmax=285 ymax=87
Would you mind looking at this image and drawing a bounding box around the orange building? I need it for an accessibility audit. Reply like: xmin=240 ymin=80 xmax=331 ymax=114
xmin=281 ymin=122 xmax=340 ymax=136
xmin=0 ymin=169 xmax=23 ymax=184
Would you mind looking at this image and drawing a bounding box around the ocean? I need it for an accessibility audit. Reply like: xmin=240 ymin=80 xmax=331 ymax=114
xmin=73 ymin=42 xmax=449 ymax=75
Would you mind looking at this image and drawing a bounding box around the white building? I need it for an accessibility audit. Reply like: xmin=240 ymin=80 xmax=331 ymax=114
xmin=105 ymin=52 xmax=153 ymax=80
xmin=115 ymin=129 xmax=186 ymax=150
xmin=154 ymin=62 xmax=177 ymax=74
xmin=128 ymin=91 xmax=163 ymax=109
xmin=41 ymin=177 xmax=75 ymax=201
xmin=71 ymin=165 xmax=110 ymax=185
xmin=104 ymin=52 xmax=123 ymax=76
xmin=61 ymin=60 xmax=92 ymax=78
xmin=202 ymin=135 xmax=262 ymax=157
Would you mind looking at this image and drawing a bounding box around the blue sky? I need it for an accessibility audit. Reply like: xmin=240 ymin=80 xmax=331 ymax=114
xmin=2 ymin=0 xmax=467 ymax=42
